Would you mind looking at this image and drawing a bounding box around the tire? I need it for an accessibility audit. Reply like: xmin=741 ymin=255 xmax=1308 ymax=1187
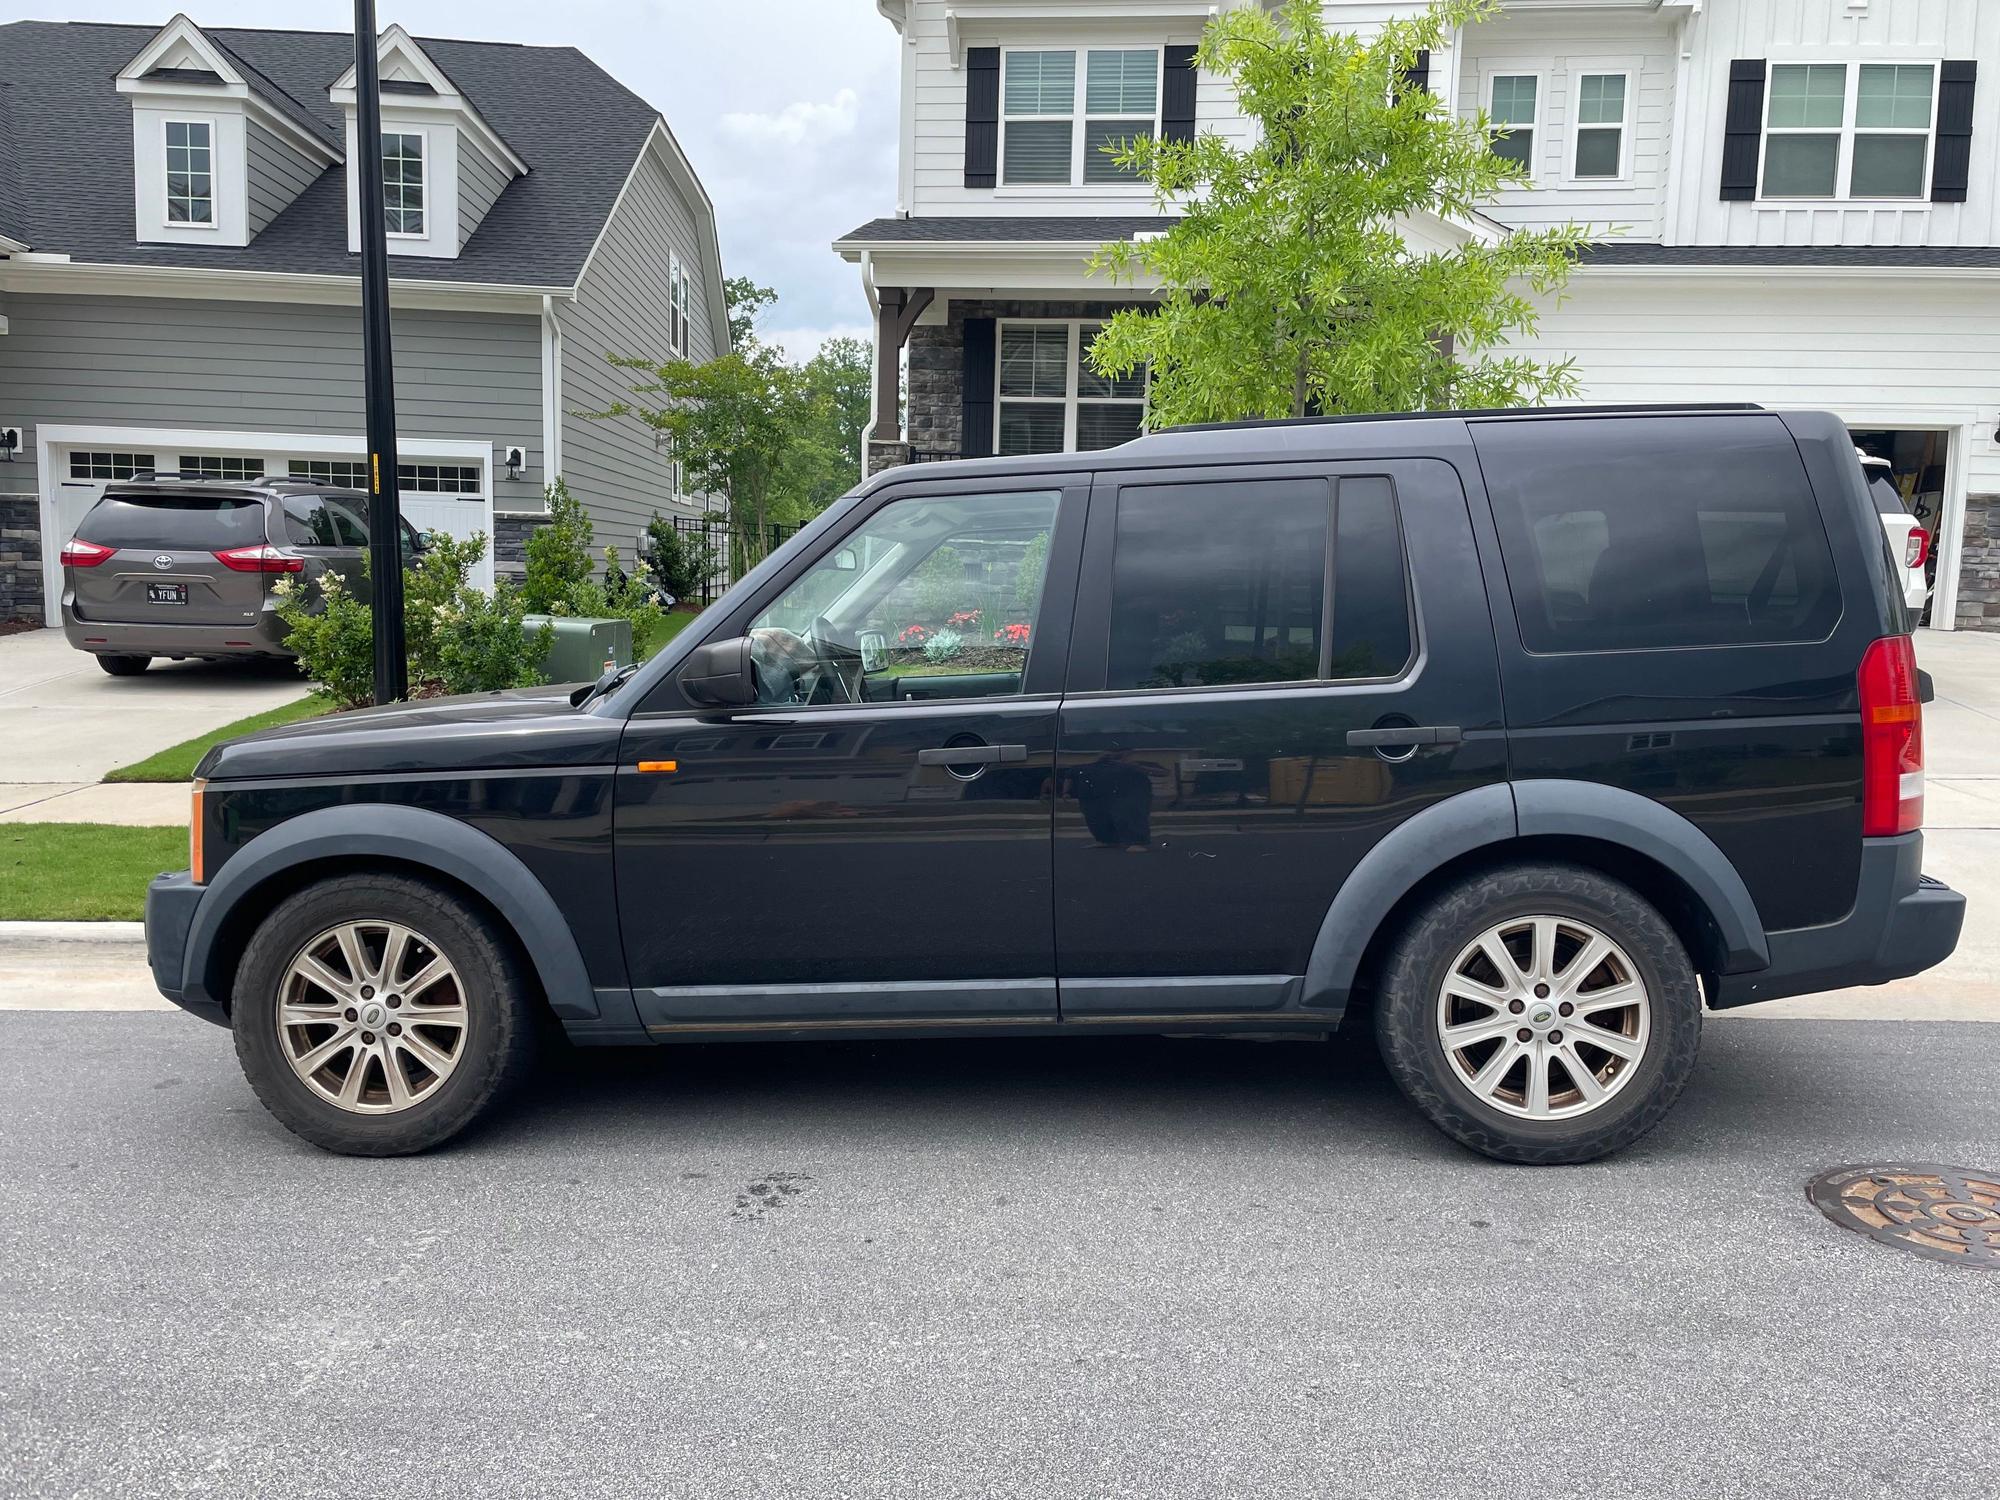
xmin=95 ymin=654 xmax=151 ymax=676
xmin=1374 ymin=863 xmax=1702 ymax=1165
xmin=231 ymin=874 xmax=538 ymax=1156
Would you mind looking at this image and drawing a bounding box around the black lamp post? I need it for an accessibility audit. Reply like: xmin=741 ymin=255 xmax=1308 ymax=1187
xmin=353 ymin=0 xmax=407 ymax=704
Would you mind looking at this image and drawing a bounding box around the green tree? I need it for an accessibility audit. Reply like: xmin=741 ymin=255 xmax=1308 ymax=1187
xmin=1090 ymin=0 xmax=1587 ymax=424
xmin=724 ymin=276 xmax=777 ymax=351
xmin=778 ymin=335 xmax=873 ymax=514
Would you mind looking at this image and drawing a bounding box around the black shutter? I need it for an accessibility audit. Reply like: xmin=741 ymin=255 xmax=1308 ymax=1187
xmin=1933 ymin=60 xmax=1977 ymax=203
xmin=1163 ymin=44 xmax=1198 ymax=144
xmin=1397 ymin=49 xmax=1431 ymax=101
xmin=965 ymin=47 xmax=1000 ymax=188
xmin=961 ymin=318 xmax=996 ymax=459
xmin=1720 ymin=59 xmax=1767 ymax=201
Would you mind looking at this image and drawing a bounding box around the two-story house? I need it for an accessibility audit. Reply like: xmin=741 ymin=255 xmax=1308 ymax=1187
xmin=0 ymin=15 xmax=726 ymax=627
xmin=838 ymin=0 xmax=2000 ymax=629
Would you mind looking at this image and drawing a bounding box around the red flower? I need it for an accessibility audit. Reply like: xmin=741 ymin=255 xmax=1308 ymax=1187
xmin=994 ymin=622 xmax=1030 ymax=646
xmin=897 ymin=624 xmax=932 ymax=645
xmin=947 ymin=609 xmax=982 ymax=628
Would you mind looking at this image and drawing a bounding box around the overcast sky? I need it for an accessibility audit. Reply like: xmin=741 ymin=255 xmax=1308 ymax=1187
xmin=24 ymin=0 xmax=899 ymax=359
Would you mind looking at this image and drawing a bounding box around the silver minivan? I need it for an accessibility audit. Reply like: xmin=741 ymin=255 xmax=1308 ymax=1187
xmin=60 ymin=475 xmax=415 ymax=675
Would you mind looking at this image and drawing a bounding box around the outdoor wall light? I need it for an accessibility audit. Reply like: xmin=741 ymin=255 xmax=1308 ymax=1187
xmin=503 ymin=444 xmax=526 ymax=481
xmin=0 ymin=427 xmax=20 ymax=462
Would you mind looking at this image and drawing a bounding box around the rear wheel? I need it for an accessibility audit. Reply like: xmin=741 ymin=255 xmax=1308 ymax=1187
xmin=1374 ymin=863 xmax=1702 ymax=1164
xmin=95 ymin=654 xmax=150 ymax=676
xmin=231 ymin=874 xmax=538 ymax=1155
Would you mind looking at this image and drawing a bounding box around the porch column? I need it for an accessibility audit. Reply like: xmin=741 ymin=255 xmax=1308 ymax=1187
xmin=865 ymin=286 xmax=934 ymax=477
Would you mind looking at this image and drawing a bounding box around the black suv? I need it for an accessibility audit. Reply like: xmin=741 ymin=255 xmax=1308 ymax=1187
xmin=144 ymin=406 xmax=1964 ymax=1162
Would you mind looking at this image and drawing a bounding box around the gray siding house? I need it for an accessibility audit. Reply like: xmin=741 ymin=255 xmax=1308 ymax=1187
xmin=0 ymin=15 xmax=727 ymax=626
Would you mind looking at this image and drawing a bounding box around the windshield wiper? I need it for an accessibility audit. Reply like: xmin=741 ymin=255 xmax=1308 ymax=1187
xmin=573 ymin=661 xmax=640 ymax=708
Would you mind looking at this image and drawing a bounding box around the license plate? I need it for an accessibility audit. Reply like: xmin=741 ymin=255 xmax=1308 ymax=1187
xmin=147 ymin=582 xmax=187 ymax=605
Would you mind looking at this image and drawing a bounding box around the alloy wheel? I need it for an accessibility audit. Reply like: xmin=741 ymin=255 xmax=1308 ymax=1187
xmin=275 ymin=921 xmax=468 ymax=1115
xmin=1434 ymin=915 xmax=1652 ymax=1120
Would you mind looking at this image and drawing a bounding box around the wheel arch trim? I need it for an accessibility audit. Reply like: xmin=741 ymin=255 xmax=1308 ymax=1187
xmin=1299 ymin=779 xmax=1770 ymax=1010
xmin=182 ymin=804 xmax=601 ymax=1020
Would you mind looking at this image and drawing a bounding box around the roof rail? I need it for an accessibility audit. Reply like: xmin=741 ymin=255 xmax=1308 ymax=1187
xmin=1166 ymin=402 xmax=1764 ymax=434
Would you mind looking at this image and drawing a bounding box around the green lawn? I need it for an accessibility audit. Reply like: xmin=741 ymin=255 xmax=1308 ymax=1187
xmin=103 ymin=694 xmax=333 ymax=783
xmin=0 ymin=824 xmax=187 ymax=921
xmin=635 ymin=610 xmax=698 ymax=661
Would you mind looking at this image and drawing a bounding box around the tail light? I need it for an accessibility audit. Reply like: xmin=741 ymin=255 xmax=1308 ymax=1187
xmin=1859 ymin=634 xmax=1923 ymax=836
xmin=61 ymin=538 xmax=114 ymax=568
xmin=213 ymin=544 xmax=303 ymax=573
xmin=1904 ymin=528 xmax=1930 ymax=570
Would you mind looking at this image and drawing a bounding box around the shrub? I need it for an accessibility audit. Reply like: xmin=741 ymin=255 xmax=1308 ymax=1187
xmin=1013 ymin=532 xmax=1050 ymax=613
xmin=911 ymin=544 xmax=964 ymax=622
xmin=273 ymin=571 xmax=375 ymax=709
xmin=430 ymin=579 xmax=552 ymax=694
xmin=922 ymin=629 xmax=964 ymax=664
xmin=640 ymin=512 xmax=719 ymax=607
xmin=521 ymin=477 xmax=593 ymax=613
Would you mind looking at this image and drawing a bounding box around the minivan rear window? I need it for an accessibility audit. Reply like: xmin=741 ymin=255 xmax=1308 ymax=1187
xmin=1476 ymin=415 xmax=1841 ymax=653
xmin=75 ymin=494 xmax=267 ymax=551
xmin=281 ymin=495 xmax=369 ymax=547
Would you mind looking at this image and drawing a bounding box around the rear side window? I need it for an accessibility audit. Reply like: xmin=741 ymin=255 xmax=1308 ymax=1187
xmin=1868 ymin=475 xmax=1909 ymax=517
xmin=1476 ymin=416 xmax=1841 ymax=652
xmin=282 ymin=495 xmax=368 ymax=547
xmin=1104 ymin=476 xmax=1413 ymax=690
xmin=75 ymin=495 xmax=267 ymax=550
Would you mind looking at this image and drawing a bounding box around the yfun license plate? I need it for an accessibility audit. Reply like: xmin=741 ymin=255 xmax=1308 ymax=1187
xmin=147 ymin=582 xmax=188 ymax=605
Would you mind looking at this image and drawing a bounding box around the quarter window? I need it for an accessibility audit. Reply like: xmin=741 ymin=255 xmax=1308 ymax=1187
xmin=997 ymin=322 xmax=1146 ymax=456
xmin=1572 ymin=73 xmax=1628 ymax=179
xmin=165 ymin=121 xmax=214 ymax=225
xmin=382 ymin=132 xmax=425 ymax=235
xmin=1001 ymin=47 xmax=1160 ymax=186
xmin=1762 ymin=63 xmax=1936 ymax=200
xmin=1488 ymin=75 xmax=1539 ymax=173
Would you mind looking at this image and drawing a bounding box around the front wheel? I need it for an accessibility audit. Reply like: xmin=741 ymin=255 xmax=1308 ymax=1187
xmin=1374 ymin=864 xmax=1702 ymax=1165
xmin=231 ymin=874 xmax=538 ymax=1155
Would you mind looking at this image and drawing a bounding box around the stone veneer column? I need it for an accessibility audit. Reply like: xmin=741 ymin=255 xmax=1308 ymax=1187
xmin=1954 ymin=493 xmax=2000 ymax=630
xmin=1 ymin=496 xmax=41 ymax=624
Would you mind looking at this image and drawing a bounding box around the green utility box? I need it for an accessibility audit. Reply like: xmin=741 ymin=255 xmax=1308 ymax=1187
xmin=523 ymin=615 xmax=633 ymax=684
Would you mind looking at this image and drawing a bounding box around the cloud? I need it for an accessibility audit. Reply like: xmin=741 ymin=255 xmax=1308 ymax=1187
xmin=761 ymin=321 xmax=875 ymax=362
xmin=721 ymin=90 xmax=861 ymax=151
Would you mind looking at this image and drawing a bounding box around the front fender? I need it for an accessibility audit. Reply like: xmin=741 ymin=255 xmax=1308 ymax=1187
xmin=182 ymin=803 xmax=603 ymax=1021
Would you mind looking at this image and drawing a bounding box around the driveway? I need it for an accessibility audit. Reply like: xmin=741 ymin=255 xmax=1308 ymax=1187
xmin=0 ymin=626 xmax=305 ymax=818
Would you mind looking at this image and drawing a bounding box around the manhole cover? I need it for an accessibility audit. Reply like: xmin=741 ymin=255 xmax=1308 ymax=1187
xmin=1807 ymin=1163 xmax=2000 ymax=1269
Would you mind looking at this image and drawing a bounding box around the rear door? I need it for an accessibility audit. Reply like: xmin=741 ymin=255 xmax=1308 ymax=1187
xmin=278 ymin=493 xmax=370 ymax=597
xmin=67 ymin=492 xmax=272 ymax=627
xmin=1053 ymin=457 xmax=1507 ymax=1016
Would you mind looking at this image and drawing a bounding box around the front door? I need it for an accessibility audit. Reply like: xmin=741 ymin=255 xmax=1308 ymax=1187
xmin=615 ymin=478 xmax=1085 ymax=1033
xmin=1053 ymin=460 xmax=1507 ymax=1017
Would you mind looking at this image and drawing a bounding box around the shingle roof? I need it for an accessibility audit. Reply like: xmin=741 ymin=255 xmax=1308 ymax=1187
xmin=0 ymin=20 xmax=663 ymax=286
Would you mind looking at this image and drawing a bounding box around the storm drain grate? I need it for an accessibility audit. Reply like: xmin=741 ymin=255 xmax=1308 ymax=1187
xmin=1807 ymin=1163 xmax=2000 ymax=1269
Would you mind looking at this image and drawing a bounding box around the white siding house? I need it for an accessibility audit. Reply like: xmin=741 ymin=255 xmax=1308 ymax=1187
xmin=838 ymin=0 xmax=2000 ymax=629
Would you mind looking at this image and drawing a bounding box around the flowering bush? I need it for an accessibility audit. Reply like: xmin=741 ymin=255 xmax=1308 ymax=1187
xmin=946 ymin=609 xmax=982 ymax=629
xmin=993 ymin=622 xmax=1031 ymax=647
xmin=897 ymin=624 xmax=932 ymax=647
xmin=922 ymin=629 xmax=964 ymax=664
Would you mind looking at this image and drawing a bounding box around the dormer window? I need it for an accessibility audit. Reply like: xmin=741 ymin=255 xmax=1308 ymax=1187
xmin=164 ymin=121 xmax=215 ymax=225
xmin=382 ymin=132 xmax=427 ymax=236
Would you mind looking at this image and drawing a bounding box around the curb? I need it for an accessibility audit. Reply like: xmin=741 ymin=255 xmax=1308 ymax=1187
xmin=0 ymin=921 xmax=146 ymax=947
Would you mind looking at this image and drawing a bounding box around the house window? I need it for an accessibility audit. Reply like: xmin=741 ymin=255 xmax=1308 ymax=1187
xmin=1762 ymin=62 xmax=1936 ymax=200
xmin=398 ymin=463 xmax=481 ymax=494
xmin=69 ymin=452 xmax=156 ymax=481
xmin=669 ymin=255 xmax=692 ymax=357
xmin=181 ymin=455 xmax=265 ymax=481
xmin=382 ymin=131 xmax=426 ymax=235
xmin=165 ymin=120 xmax=214 ymax=225
xmin=996 ymin=322 xmax=1146 ymax=456
xmin=1571 ymin=73 xmax=1628 ymax=179
xmin=1488 ymin=75 xmax=1539 ymax=173
xmin=1001 ymin=48 xmax=1160 ymax=187
xmin=289 ymin=459 xmax=370 ymax=489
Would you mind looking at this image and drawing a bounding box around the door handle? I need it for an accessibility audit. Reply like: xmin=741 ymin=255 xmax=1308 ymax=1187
xmin=1346 ymin=725 xmax=1463 ymax=748
xmin=917 ymin=743 xmax=1028 ymax=766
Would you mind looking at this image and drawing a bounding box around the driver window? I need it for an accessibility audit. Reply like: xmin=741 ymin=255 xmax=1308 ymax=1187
xmin=747 ymin=490 xmax=1060 ymax=706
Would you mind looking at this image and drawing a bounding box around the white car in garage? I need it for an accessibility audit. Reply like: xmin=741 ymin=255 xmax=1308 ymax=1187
xmin=1861 ymin=451 xmax=1931 ymax=616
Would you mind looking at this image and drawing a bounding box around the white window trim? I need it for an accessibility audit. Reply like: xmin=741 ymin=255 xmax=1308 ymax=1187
xmin=996 ymin=46 xmax=1164 ymax=192
xmin=381 ymin=126 xmax=429 ymax=240
xmin=669 ymin=254 xmax=693 ymax=359
xmin=1484 ymin=70 xmax=1546 ymax=186
xmin=1565 ymin=69 xmax=1633 ymax=185
xmin=993 ymin=319 xmax=1147 ymax=456
xmin=161 ymin=115 xmax=219 ymax=231
xmin=1757 ymin=60 xmax=1939 ymax=204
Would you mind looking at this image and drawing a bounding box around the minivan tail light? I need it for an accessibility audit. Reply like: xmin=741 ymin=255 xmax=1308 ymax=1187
xmin=1904 ymin=528 xmax=1930 ymax=570
xmin=61 ymin=538 xmax=115 ymax=568
xmin=1858 ymin=634 xmax=1923 ymax=837
xmin=213 ymin=544 xmax=303 ymax=573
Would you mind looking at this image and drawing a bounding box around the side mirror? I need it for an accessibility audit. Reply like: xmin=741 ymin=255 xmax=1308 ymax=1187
xmin=859 ymin=630 xmax=887 ymax=674
xmin=832 ymin=547 xmax=859 ymax=572
xmin=681 ymin=636 xmax=759 ymax=707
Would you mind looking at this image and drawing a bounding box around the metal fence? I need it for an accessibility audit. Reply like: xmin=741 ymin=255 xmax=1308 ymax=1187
xmin=666 ymin=514 xmax=806 ymax=607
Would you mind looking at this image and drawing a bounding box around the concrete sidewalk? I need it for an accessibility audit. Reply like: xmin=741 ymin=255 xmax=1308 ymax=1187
xmin=0 ymin=781 xmax=193 ymax=825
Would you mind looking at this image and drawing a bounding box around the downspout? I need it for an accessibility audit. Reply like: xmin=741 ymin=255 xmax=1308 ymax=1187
xmin=859 ymin=250 xmax=884 ymax=479
xmin=540 ymin=293 xmax=563 ymax=493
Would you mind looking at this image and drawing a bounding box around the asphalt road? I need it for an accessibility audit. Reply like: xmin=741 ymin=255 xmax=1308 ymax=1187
xmin=1 ymin=1015 xmax=1995 ymax=1500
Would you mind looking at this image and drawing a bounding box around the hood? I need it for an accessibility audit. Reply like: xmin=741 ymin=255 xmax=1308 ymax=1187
xmin=196 ymin=683 xmax=624 ymax=782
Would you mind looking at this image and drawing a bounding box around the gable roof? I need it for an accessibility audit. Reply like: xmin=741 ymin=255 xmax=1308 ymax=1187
xmin=0 ymin=19 xmax=664 ymax=287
